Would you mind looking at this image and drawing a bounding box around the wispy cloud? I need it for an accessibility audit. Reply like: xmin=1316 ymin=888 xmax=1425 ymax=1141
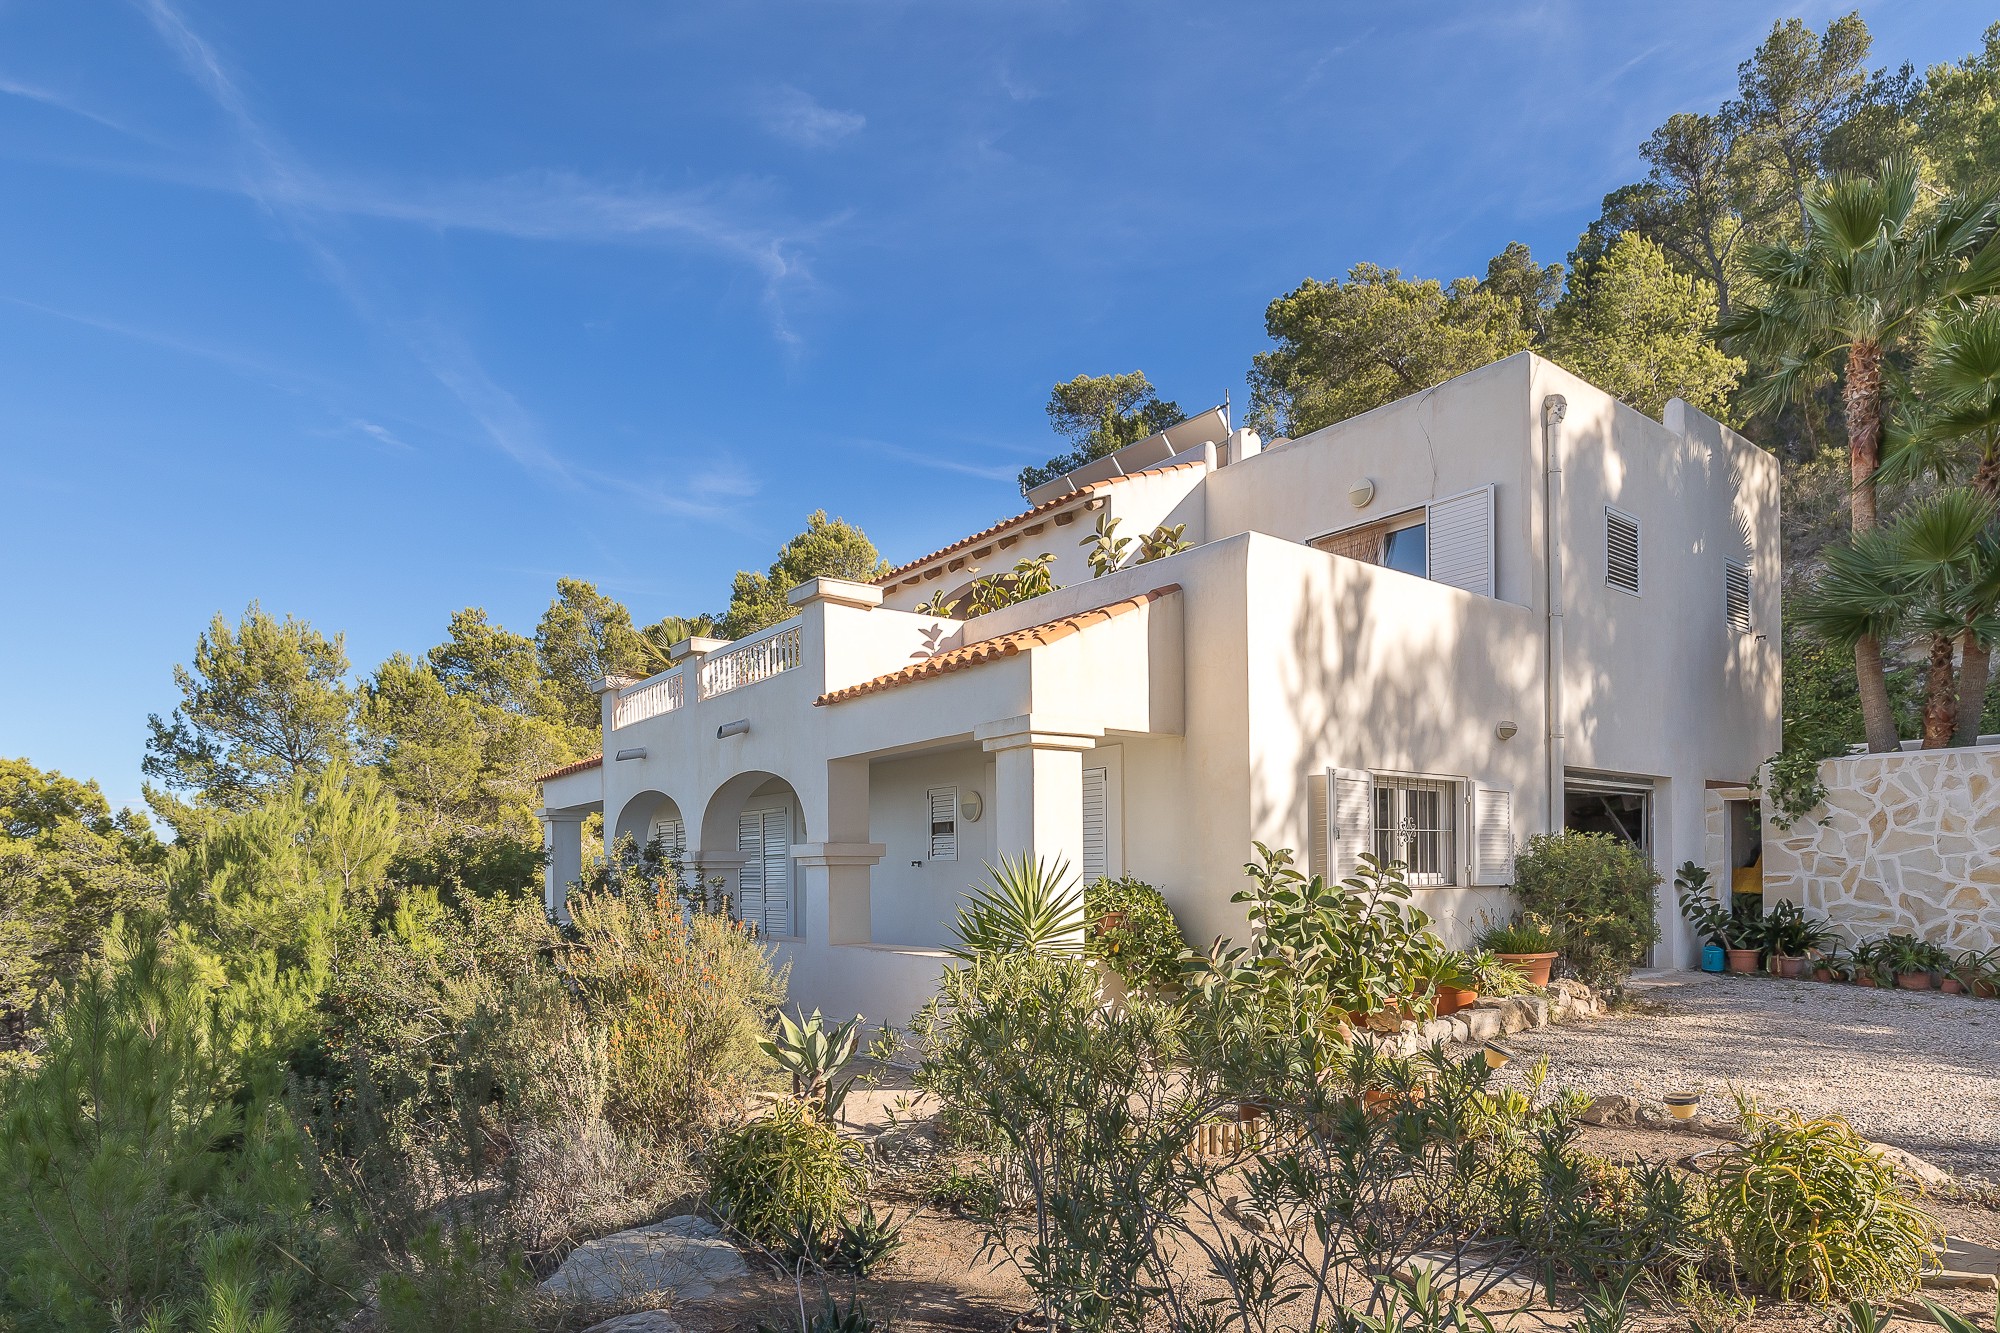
xmin=124 ymin=0 xmax=809 ymax=512
xmin=0 ymin=76 xmax=134 ymax=135
xmin=850 ymin=436 xmax=1026 ymax=483
xmin=757 ymin=85 xmax=865 ymax=148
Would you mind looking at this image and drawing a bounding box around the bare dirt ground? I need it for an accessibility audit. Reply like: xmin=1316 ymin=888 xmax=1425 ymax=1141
xmin=656 ymin=980 xmax=2000 ymax=1331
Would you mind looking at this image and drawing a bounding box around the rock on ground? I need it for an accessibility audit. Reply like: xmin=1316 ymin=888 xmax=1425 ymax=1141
xmin=541 ymin=1215 xmax=748 ymax=1305
xmin=584 ymin=1313 xmax=685 ymax=1333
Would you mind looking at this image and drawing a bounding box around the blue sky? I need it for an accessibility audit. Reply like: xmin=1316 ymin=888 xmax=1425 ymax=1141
xmin=0 ymin=0 xmax=1989 ymax=813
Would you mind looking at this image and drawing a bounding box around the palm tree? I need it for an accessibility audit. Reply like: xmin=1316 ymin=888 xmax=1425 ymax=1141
xmin=1881 ymin=306 xmax=2000 ymax=740
xmin=1720 ymin=156 xmax=2000 ymax=750
xmin=1796 ymin=490 xmax=2000 ymax=749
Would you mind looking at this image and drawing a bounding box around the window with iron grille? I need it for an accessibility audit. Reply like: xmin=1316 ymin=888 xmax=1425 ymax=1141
xmin=1372 ymin=775 xmax=1458 ymax=886
xmin=1724 ymin=559 xmax=1752 ymax=633
xmin=1606 ymin=507 xmax=1641 ymax=595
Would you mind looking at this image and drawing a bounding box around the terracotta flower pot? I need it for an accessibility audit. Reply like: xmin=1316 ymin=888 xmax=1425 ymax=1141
xmin=1773 ymin=955 xmax=1805 ymax=979
xmin=1812 ymin=967 xmax=1835 ymax=983
xmin=1976 ymin=981 xmax=1999 ymax=999
xmin=1896 ymin=972 xmax=1933 ymax=991
xmin=1724 ymin=948 xmax=1761 ymax=974
xmin=1433 ymin=984 xmax=1480 ymax=1016
xmin=1942 ymin=977 xmax=1965 ymax=995
xmin=1496 ymin=951 xmax=1558 ymax=986
xmin=1857 ymin=974 xmax=1879 ymax=987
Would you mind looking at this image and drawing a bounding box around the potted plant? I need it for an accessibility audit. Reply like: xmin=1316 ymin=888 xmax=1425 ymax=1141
xmin=1811 ymin=941 xmax=1846 ymax=983
xmin=1410 ymin=948 xmax=1478 ymax=1016
xmin=1476 ymin=916 xmax=1560 ymax=986
xmin=1676 ymin=862 xmax=1730 ymax=973
xmin=1759 ymin=901 xmax=1835 ymax=979
xmin=1883 ymin=933 xmax=1943 ymax=990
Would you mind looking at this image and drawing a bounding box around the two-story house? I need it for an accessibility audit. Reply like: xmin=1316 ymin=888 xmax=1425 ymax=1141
xmin=537 ymin=351 xmax=1780 ymax=1022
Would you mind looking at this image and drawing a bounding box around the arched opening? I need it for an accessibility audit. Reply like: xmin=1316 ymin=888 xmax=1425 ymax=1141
xmin=613 ymin=790 xmax=688 ymax=860
xmin=700 ymin=771 xmax=807 ymax=939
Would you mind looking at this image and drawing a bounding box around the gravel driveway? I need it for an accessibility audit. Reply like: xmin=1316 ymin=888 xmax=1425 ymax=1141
xmin=1490 ymin=971 xmax=2000 ymax=1179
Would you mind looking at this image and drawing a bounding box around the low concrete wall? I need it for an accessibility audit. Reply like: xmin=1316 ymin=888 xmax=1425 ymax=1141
xmin=1762 ymin=743 xmax=2000 ymax=950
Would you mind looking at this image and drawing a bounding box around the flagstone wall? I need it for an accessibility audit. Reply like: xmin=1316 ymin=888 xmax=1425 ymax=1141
xmin=1761 ymin=743 xmax=2000 ymax=952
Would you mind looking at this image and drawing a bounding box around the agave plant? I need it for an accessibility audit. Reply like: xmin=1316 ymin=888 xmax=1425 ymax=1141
xmin=948 ymin=854 xmax=1085 ymax=958
xmin=761 ymin=1009 xmax=866 ymax=1120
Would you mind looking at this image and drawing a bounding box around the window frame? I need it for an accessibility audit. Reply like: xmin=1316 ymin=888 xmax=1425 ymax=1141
xmin=1724 ymin=558 xmax=1752 ymax=634
xmin=1605 ymin=506 xmax=1642 ymax=597
xmin=926 ymin=787 xmax=959 ymax=862
xmin=1369 ymin=773 xmax=1460 ymax=887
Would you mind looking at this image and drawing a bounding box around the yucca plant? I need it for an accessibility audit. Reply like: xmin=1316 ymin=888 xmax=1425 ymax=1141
xmin=948 ymin=854 xmax=1086 ymax=958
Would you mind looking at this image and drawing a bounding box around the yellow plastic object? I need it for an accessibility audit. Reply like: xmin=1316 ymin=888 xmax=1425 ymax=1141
xmin=1732 ymin=863 xmax=1763 ymax=897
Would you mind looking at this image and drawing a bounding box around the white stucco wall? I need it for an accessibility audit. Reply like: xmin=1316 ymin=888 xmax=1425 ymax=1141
xmin=549 ymin=353 xmax=1784 ymax=1016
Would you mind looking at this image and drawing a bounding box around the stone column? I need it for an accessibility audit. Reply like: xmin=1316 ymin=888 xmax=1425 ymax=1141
xmin=539 ymin=808 xmax=588 ymax=923
xmin=977 ymin=716 xmax=1101 ymax=876
xmin=794 ymin=756 xmax=883 ymax=946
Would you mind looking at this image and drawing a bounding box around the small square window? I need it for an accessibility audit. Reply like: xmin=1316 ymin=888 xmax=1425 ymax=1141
xmin=927 ymin=788 xmax=958 ymax=861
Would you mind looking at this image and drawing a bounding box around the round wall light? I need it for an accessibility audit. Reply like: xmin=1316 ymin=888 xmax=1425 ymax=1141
xmin=959 ymin=791 xmax=984 ymax=823
xmin=1495 ymin=720 xmax=1518 ymax=741
xmin=1347 ymin=477 xmax=1376 ymax=508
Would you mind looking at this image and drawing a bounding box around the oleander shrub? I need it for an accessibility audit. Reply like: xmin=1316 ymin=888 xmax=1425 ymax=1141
xmin=1709 ymin=1104 xmax=1943 ymax=1301
xmin=708 ymin=1097 xmax=866 ymax=1251
xmin=1084 ymin=875 xmax=1188 ymax=992
xmin=1510 ymin=831 xmax=1661 ymax=986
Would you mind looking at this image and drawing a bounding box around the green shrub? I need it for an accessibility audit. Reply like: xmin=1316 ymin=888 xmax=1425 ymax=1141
xmin=1510 ymin=832 xmax=1661 ymax=985
xmin=948 ymin=854 xmax=1085 ymax=957
xmin=708 ymin=1098 xmax=866 ymax=1250
xmin=1083 ymin=875 xmax=1188 ymax=992
xmin=1476 ymin=915 xmax=1559 ymax=955
xmin=0 ymin=926 xmax=342 ymax=1332
xmin=1709 ymin=1104 xmax=1942 ymax=1301
xmin=375 ymin=1225 xmax=534 ymax=1333
xmin=564 ymin=882 xmax=786 ymax=1142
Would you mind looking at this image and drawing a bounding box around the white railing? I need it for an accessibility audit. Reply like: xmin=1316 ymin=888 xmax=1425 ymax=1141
xmin=699 ymin=621 xmax=803 ymax=699
xmin=613 ymin=669 xmax=685 ymax=728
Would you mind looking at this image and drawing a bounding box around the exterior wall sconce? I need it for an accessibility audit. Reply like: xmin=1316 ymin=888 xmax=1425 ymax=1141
xmin=716 ymin=719 xmax=750 ymax=739
xmin=614 ymin=747 xmax=647 ymax=761
xmin=1495 ymin=720 xmax=1518 ymax=741
xmin=1347 ymin=477 xmax=1376 ymax=508
xmin=959 ymin=790 xmax=983 ymax=822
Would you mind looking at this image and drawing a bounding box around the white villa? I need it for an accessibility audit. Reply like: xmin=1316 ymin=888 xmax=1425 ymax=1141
xmin=538 ymin=352 xmax=1780 ymax=1022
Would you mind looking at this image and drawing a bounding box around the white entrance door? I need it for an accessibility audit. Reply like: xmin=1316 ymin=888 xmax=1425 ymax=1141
xmin=737 ymin=806 xmax=793 ymax=936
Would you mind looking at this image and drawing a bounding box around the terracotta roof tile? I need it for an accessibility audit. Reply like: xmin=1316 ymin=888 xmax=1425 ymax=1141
xmin=536 ymin=754 xmax=603 ymax=783
xmin=815 ymin=585 xmax=1180 ymax=706
xmin=872 ymin=458 xmax=1207 ymax=586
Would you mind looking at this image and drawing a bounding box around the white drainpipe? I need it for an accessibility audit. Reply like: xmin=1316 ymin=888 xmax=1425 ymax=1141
xmin=1542 ymin=394 xmax=1568 ymax=833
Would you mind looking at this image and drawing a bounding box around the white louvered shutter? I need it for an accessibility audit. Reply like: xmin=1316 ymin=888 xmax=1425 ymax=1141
xmin=1426 ymin=485 xmax=1495 ymax=598
xmin=1471 ymin=785 xmax=1515 ymax=885
xmin=653 ymin=815 xmax=686 ymax=856
xmin=738 ymin=807 xmax=793 ymax=935
xmin=1081 ymin=768 xmax=1108 ymax=882
xmin=928 ymin=788 xmax=958 ymax=861
xmin=1724 ymin=559 xmax=1752 ymax=633
xmin=737 ymin=811 xmax=766 ymax=928
xmin=1330 ymin=768 xmax=1375 ymax=883
xmin=1606 ymin=508 xmax=1641 ymax=595
xmin=1305 ymin=770 xmax=1330 ymax=881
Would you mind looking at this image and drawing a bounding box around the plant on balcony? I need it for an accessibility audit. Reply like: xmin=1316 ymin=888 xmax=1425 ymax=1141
xmin=1080 ymin=512 xmax=1131 ymax=578
xmin=1084 ymin=875 xmax=1188 ymax=993
xmin=948 ymin=854 xmax=1086 ymax=958
xmin=1135 ymin=522 xmax=1191 ymax=563
xmin=917 ymin=552 xmax=1063 ymax=618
